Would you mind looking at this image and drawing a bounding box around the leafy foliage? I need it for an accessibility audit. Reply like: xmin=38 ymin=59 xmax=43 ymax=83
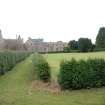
xmin=58 ymin=58 xmax=105 ymax=90
xmin=96 ymin=27 xmax=105 ymax=48
xmin=78 ymin=38 xmax=92 ymax=52
xmin=63 ymin=46 xmax=71 ymax=52
xmin=0 ymin=51 xmax=30 ymax=75
xmin=32 ymin=53 xmax=51 ymax=82
xmin=68 ymin=40 xmax=78 ymax=50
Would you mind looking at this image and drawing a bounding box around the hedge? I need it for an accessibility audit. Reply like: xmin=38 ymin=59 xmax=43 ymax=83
xmin=93 ymin=48 xmax=105 ymax=52
xmin=58 ymin=58 xmax=105 ymax=90
xmin=32 ymin=53 xmax=51 ymax=82
xmin=0 ymin=51 xmax=30 ymax=75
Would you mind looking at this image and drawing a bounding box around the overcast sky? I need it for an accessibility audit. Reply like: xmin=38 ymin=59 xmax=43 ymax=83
xmin=0 ymin=0 xmax=105 ymax=43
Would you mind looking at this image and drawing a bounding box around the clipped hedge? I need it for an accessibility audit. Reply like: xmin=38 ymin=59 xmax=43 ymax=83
xmin=94 ymin=48 xmax=105 ymax=52
xmin=32 ymin=53 xmax=51 ymax=82
xmin=0 ymin=51 xmax=30 ymax=75
xmin=58 ymin=58 xmax=105 ymax=90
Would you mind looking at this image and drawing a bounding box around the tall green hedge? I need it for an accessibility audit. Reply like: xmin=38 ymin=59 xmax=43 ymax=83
xmin=58 ymin=58 xmax=105 ymax=90
xmin=0 ymin=51 xmax=30 ymax=75
xmin=32 ymin=53 xmax=51 ymax=82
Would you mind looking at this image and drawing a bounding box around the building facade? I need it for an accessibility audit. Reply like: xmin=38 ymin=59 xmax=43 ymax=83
xmin=0 ymin=30 xmax=67 ymax=52
xmin=25 ymin=37 xmax=67 ymax=52
xmin=4 ymin=35 xmax=24 ymax=50
xmin=0 ymin=30 xmax=24 ymax=50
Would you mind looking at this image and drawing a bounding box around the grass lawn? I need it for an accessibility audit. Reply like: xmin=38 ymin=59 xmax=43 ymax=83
xmin=0 ymin=53 xmax=105 ymax=105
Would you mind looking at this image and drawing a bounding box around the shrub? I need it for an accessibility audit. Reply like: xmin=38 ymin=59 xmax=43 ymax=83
xmin=37 ymin=61 xmax=51 ymax=82
xmin=58 ymin=59 xmax=77 ymax=89
xmin=32 ymin=54 xmax=51 ymax=82
xmin=0 ymin=51 xmax=30 ymax=75
xmin=58 ymin=58 xmax=105 ymax=90
xmin=94 ymin=48 xmax=105 ymax=52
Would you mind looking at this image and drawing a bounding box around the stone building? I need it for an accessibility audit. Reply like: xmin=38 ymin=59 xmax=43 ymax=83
xmin=25 ymin=37 xmax=44 ymax=52
xmin=0 ymin=30 xmax=67 ymax=52
xmin=0 ymin=30 xmax=24 ymax=50
xmin=4 ymin=35 xmax=24 ymax=50
xmin=25 ymin=37 xmax=67 ymax=52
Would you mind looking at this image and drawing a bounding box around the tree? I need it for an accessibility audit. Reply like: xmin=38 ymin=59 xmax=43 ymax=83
xmin=68 ymin=40 xmax=78 ymax=50
xmin=96 ymin=27 xmax=105 ymax=48
xmin=91 ymin=44 xmax=96 ymax=52
xmin=63 ymin=46 xmax=70 ymax=52
xmin=78 ymin=38 xmax=92 ymax=52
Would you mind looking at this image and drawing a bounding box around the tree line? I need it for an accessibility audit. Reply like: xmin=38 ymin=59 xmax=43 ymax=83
xmin=64 ymin=27 xmax=105 ymax=52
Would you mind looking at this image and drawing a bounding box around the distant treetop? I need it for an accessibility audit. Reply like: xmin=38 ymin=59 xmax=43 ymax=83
xmin=96 ymin=27 xmax=105 ymax=48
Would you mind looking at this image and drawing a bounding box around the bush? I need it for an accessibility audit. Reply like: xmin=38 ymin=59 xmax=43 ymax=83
xmin=0 ymin=51 xmax=30 ymax=75
xmin=32 ymin=54 xmax=51 ymax=82
xmin=58 ymin=58 xmax=105 ymax=90
xmin=78 ymin=38 xmax=92 ymax=52
xmin=94 ymin=48 xmax=105 ymax=52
